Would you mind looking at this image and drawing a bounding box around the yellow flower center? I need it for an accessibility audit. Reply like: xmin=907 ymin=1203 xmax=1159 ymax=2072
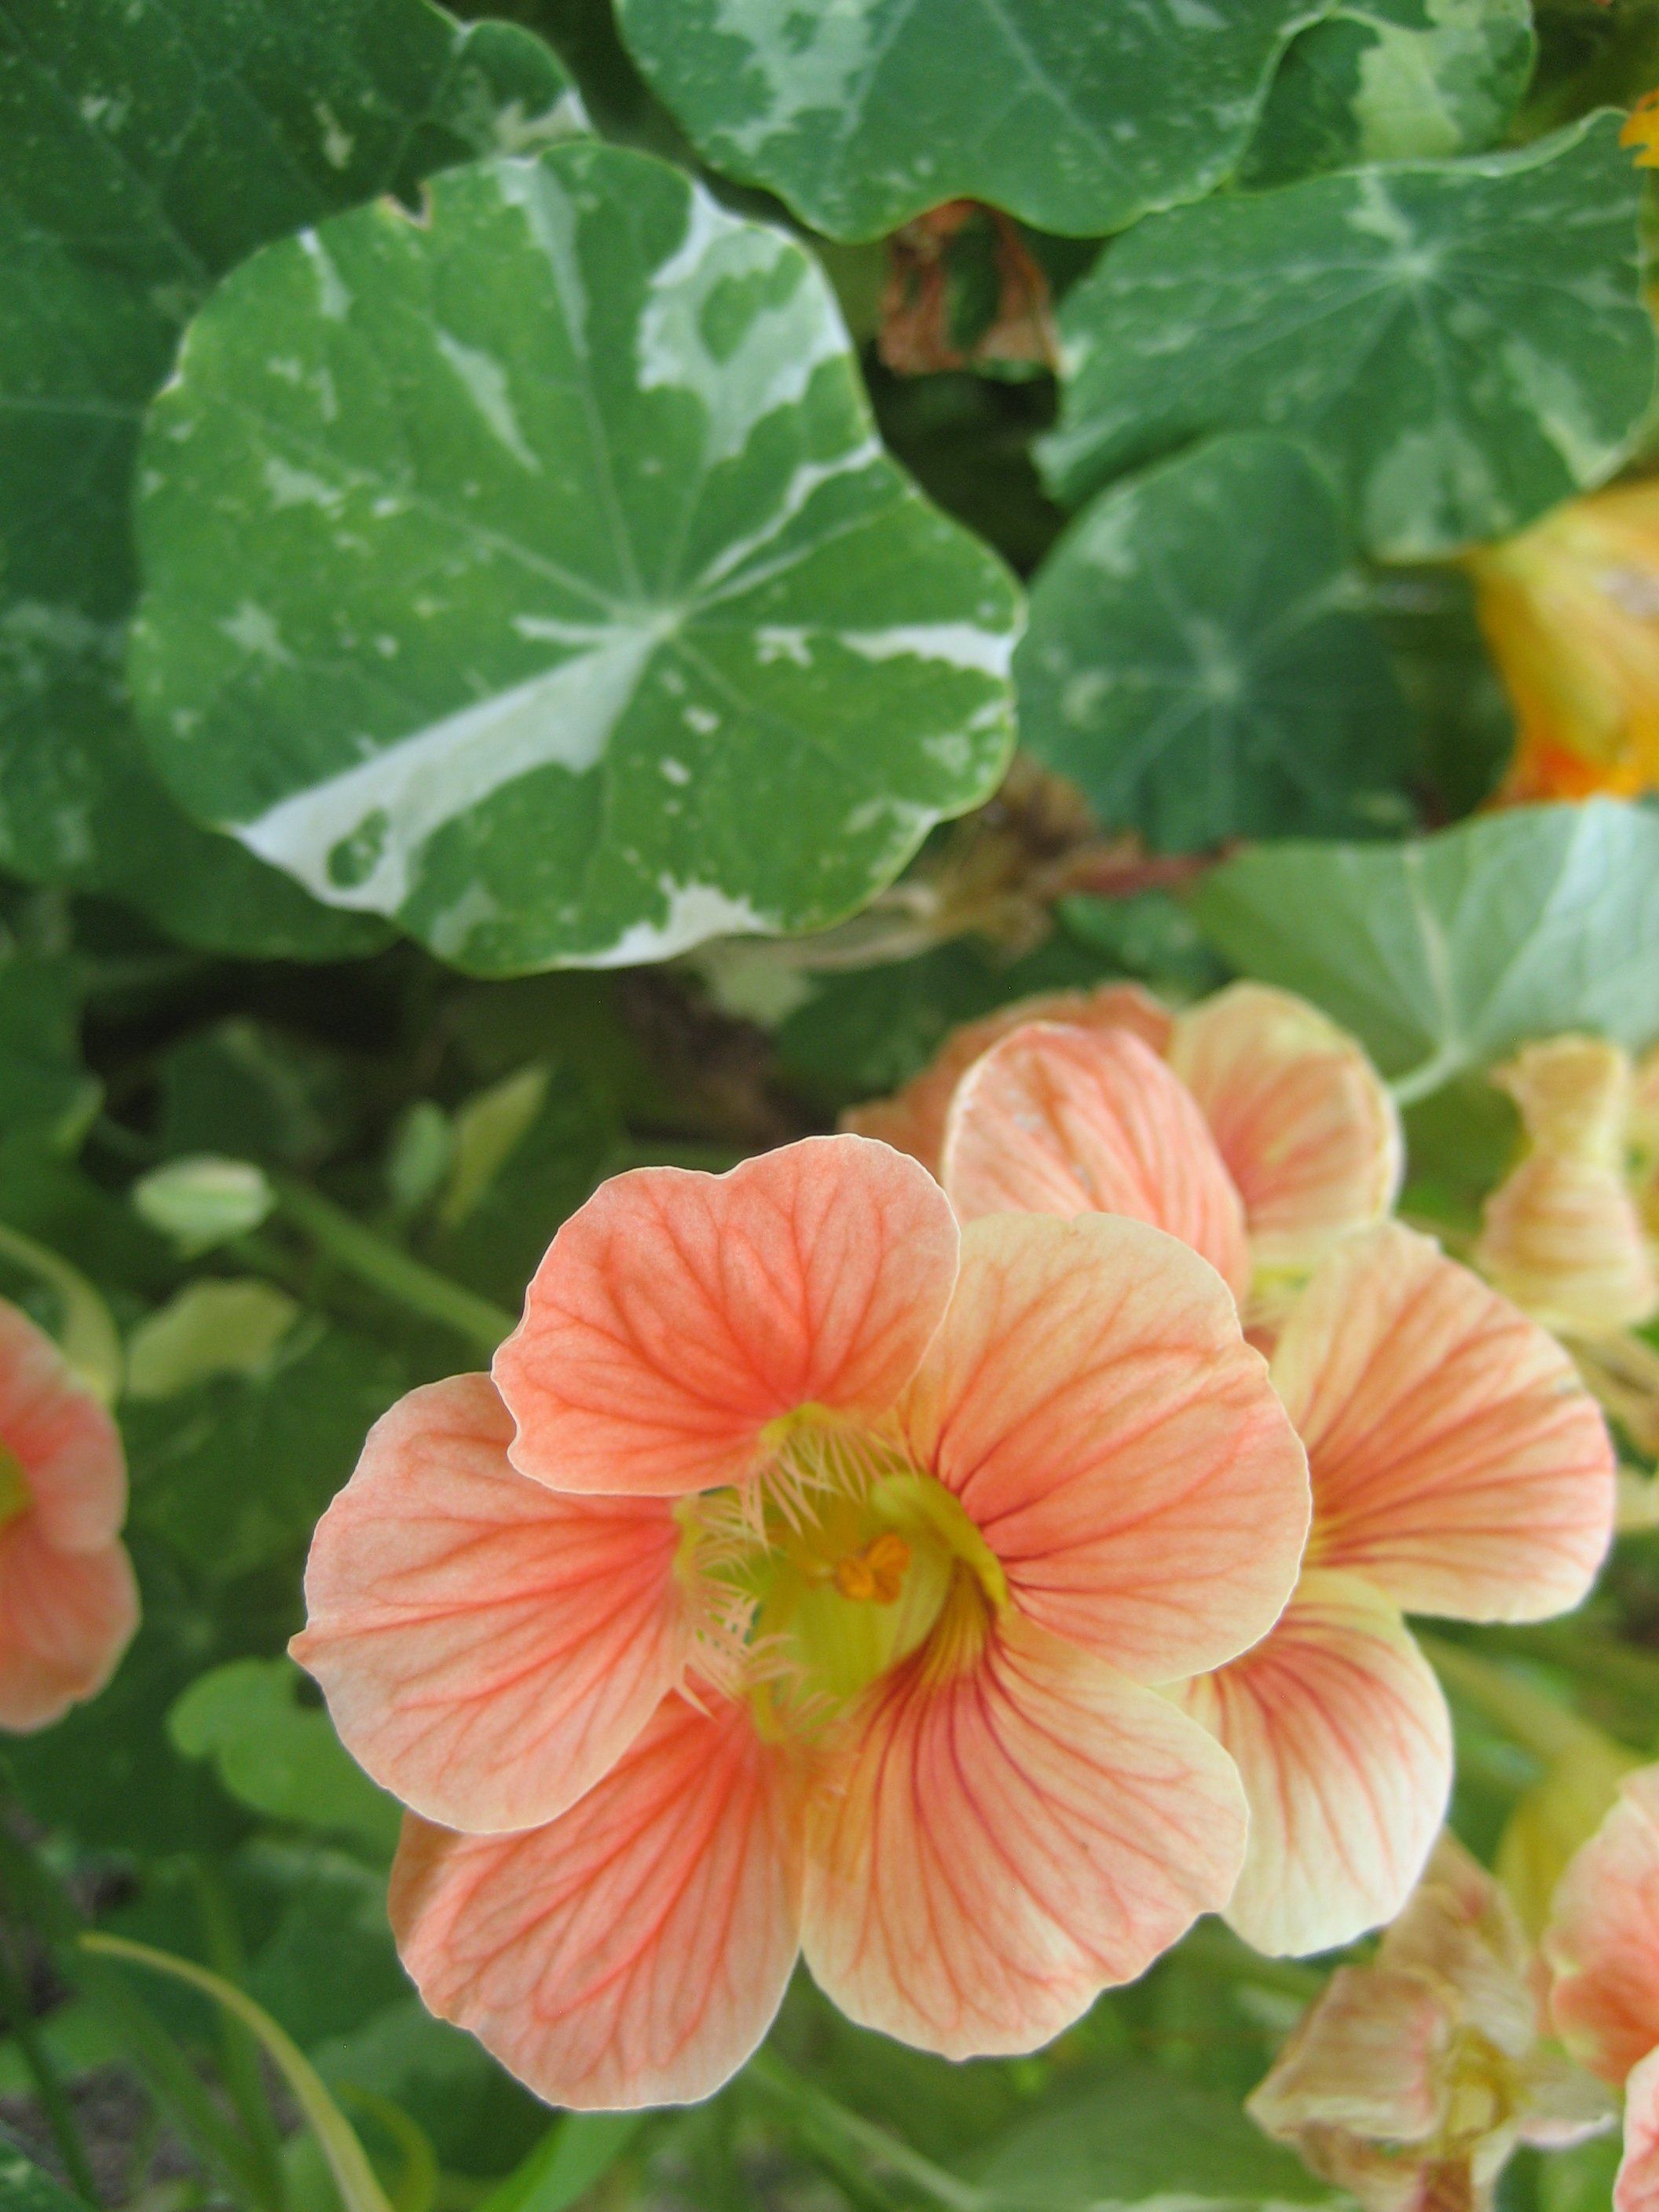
xmin=675 ymin=1408 xmax=1006 ymax=1734
xmin=0 ymin=1443 xmax=31 ymax=1533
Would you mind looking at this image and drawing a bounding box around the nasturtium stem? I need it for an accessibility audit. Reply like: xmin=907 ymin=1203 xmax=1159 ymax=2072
xmin=1422 ymin=1634 xmax=1620 ymax=1766
xmin=188 ymin=1862 xmax=287 ymax=2212
xmin=0 ymin=1921 xmax=101 ymax=2204
xmin=745 ymin=2049 xmax=988 ymax=2212
xmin=271 ymin=1180 xmax=515 ymax=1357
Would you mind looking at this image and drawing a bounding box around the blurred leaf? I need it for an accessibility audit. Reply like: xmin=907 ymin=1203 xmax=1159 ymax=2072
xmin=1245 ymin=0 xmax=1536 ymax=185
xmin=1192 ymin=798 xmax=1659 ymax=1091
xmin=1057 ymin=894 xmax=1225 ymax=999
xmin=158 ymin=1020 xmax=359 ymax=1171
xmin=130 ymin=142 xmax=1019 ymax=972
xmin=313 ymin=1999 xmax=549 ymax=2176
xmin=240 ymin=1844 xmax=412 ymax=2050
xmin=1497 ymin=1734 xmax=1637 ymax=1936
xmin=0 ymin=957 xmax=97 ymax=1152
xmin=127 ymin=1324 xmax=408 ymax=1582
xmin=967 ymin=2066 xmax=1343 ymax=2210
xmin=0 ymin=0 xmax=581 ymax=956
xmin=0 ymin=2130 xmax=88 ymax=2212
xmin=132 ymin=1156 xmax=276 ymax=1256
xmin=1369 ymin=566 xmax=1515 ymax=820
xmin=169 ymin=1659 xmax=402 ymax=1855
xmin=1044 ymin=116 xmax=1653 ymax=561
xmin=1018 ymin=435 xmax=1415 ymax=850
xmin=479 ymin=2115 xmax=644 ymax=2212
xmin=1537 ymin=2129 xmax=1625 ymax=2212
xmin=613 ymin=0 xmax=1321 ymax=240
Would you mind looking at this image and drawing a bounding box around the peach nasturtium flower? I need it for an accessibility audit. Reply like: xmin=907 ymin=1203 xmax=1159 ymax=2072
xmin=940 ymin=1019 xmax=1617 ymax=1955
xmin=850 ymin=979 xmax=1402 ymax=1288
xmin=1544 ymin=1764 xmax=1659 ymax=2210
xmin=295 ymin=1134 xmax=1312 ymax=2108
xmin=0 ymin=1296 xmax=137 ymax=1732
xmin=1470 ymin=478 xmax=1659 ymax=804
xmin=1251 ymin=1834 xmax=1616 ymax=2212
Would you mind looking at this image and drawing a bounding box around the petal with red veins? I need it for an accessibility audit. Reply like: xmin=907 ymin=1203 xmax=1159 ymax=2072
xmin=1276 ymin=1224 xmax=1615 ymax=1622
xmin=942 ymin=1023 xmax=1250 ymax=1298
xmin=390 ymin=1690 xmax=800 ymax=2110
xmin=1546 ymin=1766 xmax=1659 ymax=2084
xmin=496 ymin=1135 xmax=959 ymax=1496
xmin=800 ymin=1609 xmax=1246 ymax=2060
xmin=292 ymin=1374 xmax=686 ymax=1834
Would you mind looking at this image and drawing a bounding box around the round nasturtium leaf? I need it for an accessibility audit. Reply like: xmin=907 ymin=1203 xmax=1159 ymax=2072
xmin=612 ymin=0 xmax=1328 ymax=241
xmin=130 ymin=144 xmax=1020 ymax=972
xmin=1017 ymin=435 xmax=1416 ymax=851
xmin=1042 ymin=114 xmax=1655 ymax=562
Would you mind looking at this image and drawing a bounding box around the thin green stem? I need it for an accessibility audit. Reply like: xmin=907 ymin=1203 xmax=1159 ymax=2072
xmin=745 ymin=2049 xmax=987 ymax=2212
xmin=1422 ymin=1635 xmax=1617 ymax=1764
xmin=1389 ymin=1047 xmax=1467 ymax=1109
xmin=0 ymin=1921 xmax=100 ymax=2203
xmin=189 ymin=1863 xmax=287 ymax=2211
xmin=271 ymin=1181 xmax=514 ymax=1356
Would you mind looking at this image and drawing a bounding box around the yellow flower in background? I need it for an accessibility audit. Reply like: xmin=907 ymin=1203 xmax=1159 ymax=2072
xmin=1622 ymin=93 xmax=1659 ymax=170
xmin=1470 ymin=481 xmax=1659 ymax=804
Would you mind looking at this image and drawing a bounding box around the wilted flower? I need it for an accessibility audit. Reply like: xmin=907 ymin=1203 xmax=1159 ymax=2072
xmin=939 ymin=1018 xmax=1616 ymax=1954
xmin=1470 ymin=479 xmax=1659 ymax=804
xmin=851 ymin=979 xmax=1403 ymax=1288
xmin=1251 ymin=1835 xmax=1616 ymax=2212
xmin=1544 ymin=1763 xmax=1659 ymax=2211
xmin=0 ymin=1297 xmax=137 ymax=1732
xmin=295 ymin=1134 xmax=1311 ymax=2107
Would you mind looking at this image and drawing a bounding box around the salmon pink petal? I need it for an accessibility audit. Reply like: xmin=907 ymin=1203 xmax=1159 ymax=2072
xmin=1617 ymin=2049 xmax=1659 ymax=2212
xmin=899 ymin=1214 xmax=1309 ymax=1682
xmin=1475 ymin=1152 xmax=1659 ymax=1337
xmin=292 ymin=1375 xmax=687 ymax=1835
xmin=0 ymin=1521 xmax=137 ymax=1731
xmin=390 ymin=1690 xmax=800 ymax=2109
xmin=496 ymin=1136 xmax=959 ymax=1496
xmin=1546 ymin=1766 xmax=1659 ymax=2083
xmin=1168 ymin=983 xmax=1402 ymax=1274
xmin=1177 ymin=1569 xmax=1452 ymax=1957
xmin=843 ymin=983 xmax=1173 ymax=1174
xmin=0 ymin=1299 xmax=125 ymax=1552
xmin=941 ymin=1024 xmax=1251 ymax=1298
xmin=1278 ymin=1225 xmax=1615 ymax=1621
xmin=1247 ymin=1961 xmax=1452 ymax=2147
xmin=800 ymin=1610 xmax=1246 ymax=2059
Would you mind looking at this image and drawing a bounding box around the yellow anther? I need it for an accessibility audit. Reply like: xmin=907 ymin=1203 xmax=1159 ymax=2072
xmin=833 ymin=1531 xmax=911 ymax=1606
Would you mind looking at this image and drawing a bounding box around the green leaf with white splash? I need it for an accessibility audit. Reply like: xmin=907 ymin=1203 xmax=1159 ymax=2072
xmin=0 ymin=0 xmax=582 ymax=955
xmin=1192 ymin=798 xmax=1659 ymax=1095
xmin=1017 ymin=434 xmax=1415 ymax=850
xmin=1044 ymin=114 xmax=1654 ymax=560
xmin=1245 ymin=0 xmax=1536 ymax=185
xmin=130 ymin=143 xmax=1020 ymax=972
xmin=613 ymin=0 xmax=1329 ymax=240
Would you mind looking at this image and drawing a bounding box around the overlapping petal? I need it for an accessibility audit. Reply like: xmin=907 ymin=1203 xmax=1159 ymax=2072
xmin=843 ymin=983 xmax=1173 ymax=1174
xmin=941 ymin=1024 xmax=1250 ymax=1298
xmin=496 ymin=1136 xmax=959 ymax=1496
xmin=897 ymin=1214 xmax=1309 ymax=1683
xmin=1546 ymin=1767 xmax=1659 ymax=2085
xmin=292 ymin=1375 xmax=687 ymax=1835
xmin=0 ymin=1299 xmax=126 ymax=1553
xmin=800 ymin=1610 xmax=1247 ymax=2059
xmin=390 ymin=1690 xmax=800 ymax=2111
xmin=1277 ymin=1225 xmax=1614 ymax=1621
xmin=1168 ymin=983 xmax=1402 ymax=1274
xmin=1178 ymin=1570 xmax=1452 ymax=1957
xmin=0 ymin=1521 xmax=137 ymax=1732
xmin=1617 ymin=2049 xmax=1659 ymax=2212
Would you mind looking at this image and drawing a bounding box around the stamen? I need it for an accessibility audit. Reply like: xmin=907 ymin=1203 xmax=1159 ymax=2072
xmin=833 ymin=1532 xmax=911 ymax=1605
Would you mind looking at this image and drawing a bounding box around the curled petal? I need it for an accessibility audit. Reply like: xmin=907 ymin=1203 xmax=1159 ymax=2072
xmin=292 ymin=1375 xmax=686 ymax=1835
xmin=1382 ymin=1832 xmax=1536 ymax=2059
xmin=1178 ymin=1570 xmax=1452 ymax=1958
xmin=899 ymin=1214 xmax=1309 ymax=1683
xmin=1168 ymin=983 xmax=1401 ymax=1275
xmin=391 ymin=1690 xmax=800 ymax=2110
xmin=0 ymin=1299 xmax=126 ymax=1553
xmin=0 ymin=1522 xmax=137 ymax=1732
xmin=496 ymin=1136 xmax=959 ymax=1496
xmin=1476 ymin=1153 xmax=1658 ymax=1337
xmin=800 ymin=1610 xmax=1247 ymax=2059
xmin=1278 ymin=1224 xmax=1615 ymax=1622
xmin=942 ymin=1024 xmax=1250 ymax=1298
xmin=1546 ymin=1766 xmax=1659 ymax=2084
xmin=1248 ymin=1961 xmax=1452 ymax=2149
xmin=1617 ymin=2047 xmax=1659 ymax=2212
xmin=843 ymin=984 xmax=1173 ymax=1175
xmin=1491 ymin=1036 xmax=1635 ymax=1165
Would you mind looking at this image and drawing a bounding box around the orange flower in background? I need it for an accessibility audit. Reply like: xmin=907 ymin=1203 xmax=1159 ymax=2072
xmin=1544 ymin=1765 xmax=1659 ymax=2210
xmin=0 ymin=1298 xmax=137 ymax=1732
xmin=1470 ymin=479 xmax=1659 ymax=804
xmin=296 ymin=1134 xmax=1312 ymax=2108
xmin=851 ymin=979 xmax=1403 ymax=1287
xmin=939 ymin=1018 xmax=1617 ymax=1955
xmin=1251 ymin=1835 xmax=1615 ymax=2212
